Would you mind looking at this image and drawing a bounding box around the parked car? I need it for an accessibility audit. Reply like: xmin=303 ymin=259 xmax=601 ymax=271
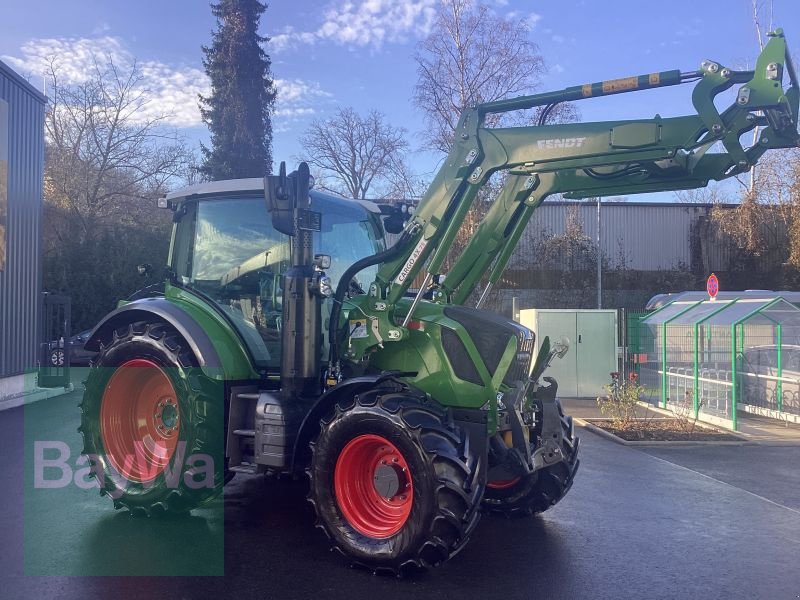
xmin=47 ymin=329 xmax=98 ymax=367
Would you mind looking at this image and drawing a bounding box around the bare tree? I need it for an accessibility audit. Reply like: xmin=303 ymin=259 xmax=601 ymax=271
xmin=712 ymin=148 xmax=799 ymax=260
xmin=44 ymin=56 xmax=193 ymax=234
xmin=298 ymin=107 xmax=419 ymax=200
xmin=41 ymin=55 xmax=195 ymax=329
xmin=413 ymin=0 xmax=546 ymax=154
xmin=748 ymin=0 xmax=774 ymax=192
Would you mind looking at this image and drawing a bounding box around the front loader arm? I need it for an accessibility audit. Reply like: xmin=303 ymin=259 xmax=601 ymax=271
xmin=337 ymin=29 xmax=797 ymax=366
xmin=434 ymin=30 xmax=800 ymax=307
xmin=377 ymin=29 xmax=797 ymax=318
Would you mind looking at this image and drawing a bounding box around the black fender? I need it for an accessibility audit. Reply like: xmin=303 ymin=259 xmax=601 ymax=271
xmin=85 ymin=297 xmax=221 ymax=369
xmin=291 ymin=374 xmax=402 ymax=472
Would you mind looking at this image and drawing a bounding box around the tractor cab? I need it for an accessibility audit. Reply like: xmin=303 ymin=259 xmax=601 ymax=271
xmin=163 ymin=178 xmax=385 ymax=371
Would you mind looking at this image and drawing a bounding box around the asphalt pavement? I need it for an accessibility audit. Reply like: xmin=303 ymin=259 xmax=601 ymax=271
xmin=2 ymin=385 xmax=800 ymax=599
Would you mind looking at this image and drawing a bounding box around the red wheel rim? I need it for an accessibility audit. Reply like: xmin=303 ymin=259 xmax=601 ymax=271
xmin=487 ymin=477 xmax=520 ymax=490
xmin=99 ymin=359 xmax=180 ymax=483
xmin=333 ymin=434 xmax=413 ymax=538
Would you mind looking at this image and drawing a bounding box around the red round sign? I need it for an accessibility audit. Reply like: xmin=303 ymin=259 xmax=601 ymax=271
xmin=707 ymin=273 xmax=719 ymax=299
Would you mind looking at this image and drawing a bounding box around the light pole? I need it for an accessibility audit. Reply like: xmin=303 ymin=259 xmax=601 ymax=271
xmin=596 ymin=196 xmax=602 ymax=309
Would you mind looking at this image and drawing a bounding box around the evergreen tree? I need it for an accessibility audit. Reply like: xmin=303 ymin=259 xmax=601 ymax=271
xmin=199 ymin=0 xmax=276 ymax=179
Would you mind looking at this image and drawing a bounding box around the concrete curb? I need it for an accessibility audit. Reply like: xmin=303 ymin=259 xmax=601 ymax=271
xmin=574 ymin=418 xmax=753 ymax=447
xmin=632 ymin=401 xmax=800 ymax=446
xmin=0 ymin=384 xmax=74 ymax=411
xmin=633 ymin=402 xmax=752 ymax=440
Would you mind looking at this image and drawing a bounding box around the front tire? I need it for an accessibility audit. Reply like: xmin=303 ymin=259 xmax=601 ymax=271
xmin=79 ymin=321 xmax=224 ymax=516
xmin=308 ymin=383 xmax=483 ymax=573
xmin=483 ymin=399 xmax=579 ymax=517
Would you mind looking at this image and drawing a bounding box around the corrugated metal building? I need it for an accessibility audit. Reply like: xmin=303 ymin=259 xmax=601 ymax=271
xmin=0 ymin=60 xmax=46 ymax=394
xmin=387 ymin=200 xmax=742 ymax=272
xmin=511 ymin=200 xmax=737 ymax=271
xmin=385 ymin=198 xmax=761 ymax=312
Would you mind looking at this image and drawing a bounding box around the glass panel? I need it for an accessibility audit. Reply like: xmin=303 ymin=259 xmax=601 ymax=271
xmin=189 ymin=198 xmax=289 ymax=369
xmin=312 ymin=196 xmax=382 ymax=293
xmin=704 ymin=299 xmax=773 ymax=326
xmin=641 ymin=301 xmax=696 ymax=325
xmin=759 ymin=299 xmax=800 ymax=324
xmin=696 ymin=323 xmax=733 ymax=421
xmin=744 ymin=314 xmax=774 ymax=326
xmin=177 ymin=195 xmax=382 ymax=369
xmin=671 ymin=300 xmax=735 ymax=325
xmin=191 ymin=199 xmax=286 ymax=281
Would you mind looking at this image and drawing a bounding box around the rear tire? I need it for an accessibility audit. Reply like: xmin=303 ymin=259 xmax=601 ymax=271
xmin=79 ymin=321 xmax=224 ymax=516
xmin=308 ymin=382 xmax=483 ymax=573
xmin=483 ymin=399 xmax=579 ymax=517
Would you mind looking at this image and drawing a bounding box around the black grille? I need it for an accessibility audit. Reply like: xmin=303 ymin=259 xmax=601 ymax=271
xmin=444 ymin=306 xmax=516 ymax=376
xmin=442 ymin=328 xmax=483 ymax=385
xmin=503 ymin=336 xmax=534 ymax=386
xmin=443 ymin=305 xmax=535 ymax=385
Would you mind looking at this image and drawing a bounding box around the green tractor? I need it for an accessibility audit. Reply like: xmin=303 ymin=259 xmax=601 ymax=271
xmin=80 ymin=31 xmax=799 ymax=572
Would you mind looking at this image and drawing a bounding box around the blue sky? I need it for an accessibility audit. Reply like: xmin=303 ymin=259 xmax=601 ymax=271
xmin=2 ymin=0 xmax=798 ymax=196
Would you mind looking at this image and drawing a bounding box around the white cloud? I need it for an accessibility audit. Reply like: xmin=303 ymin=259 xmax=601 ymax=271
xmin=136 ymin=61 xmax=209 ymax=128
xmin=275 ymin=78 xmax=331 ymax=104
xmin=270 ymin=28 xmax=317 ymax=53
xmin=551 ymin=63 xmax=565 ymax=74
xmin=3 ymin=36 xmax=127 ymax=85
xmin=269 ymin=0 xmax=438 ymax=52
xmin=274 ymin=78 xmax=333 ymax=121
xmin=551 ymin=34 xmax=565 ymax=43
xmin=3 ymin=36 xmax=209 ymax=128
xmin=3 ymin=36 xmax=331 ymax=130
xmin=525 ymin=12 xmax=542 ymax=29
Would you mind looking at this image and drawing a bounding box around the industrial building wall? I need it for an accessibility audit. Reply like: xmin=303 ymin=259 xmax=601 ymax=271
xmin=385 ymin=200 xmax=740 ymax=273
xmin=0 ymin=60 xmax=45 ymax=379
xmin=514 ymin=201 xmax=735 ymax=271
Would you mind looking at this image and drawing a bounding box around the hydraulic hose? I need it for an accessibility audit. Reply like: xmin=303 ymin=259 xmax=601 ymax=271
xmin=328 ymin=230 xmax=414 ymax=368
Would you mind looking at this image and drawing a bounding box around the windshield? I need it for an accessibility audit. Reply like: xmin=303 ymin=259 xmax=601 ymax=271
xmin=172 ymin=194 xmax=383 ymax=369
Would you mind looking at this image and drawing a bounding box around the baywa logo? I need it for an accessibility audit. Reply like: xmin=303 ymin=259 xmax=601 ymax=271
xmin=34 ymin=441 xmax=215 ymax=498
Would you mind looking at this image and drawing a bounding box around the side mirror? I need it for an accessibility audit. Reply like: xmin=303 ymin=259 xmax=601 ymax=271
xmin=384 ymin=214 xmax=405 ymax=234
xmin=377 ymin=201 xmax=414 ymax=234
xmin=266 ymin=161 xmax=294 ymax=236
xmin=278 ymin=161 xmax=287 ymax=198
xmin=294 ymin=162 xmax=312 ymax=210
xmin=265 ymin=161 xmax=316 ymax=237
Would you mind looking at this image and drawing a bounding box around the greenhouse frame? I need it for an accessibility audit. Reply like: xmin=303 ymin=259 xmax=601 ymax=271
xmin=638 ymin=297 xmax=800 ymax=430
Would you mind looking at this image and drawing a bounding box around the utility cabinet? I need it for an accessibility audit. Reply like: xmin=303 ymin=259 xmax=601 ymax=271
xmin=520 ymin=309 xmax=618 ymax=398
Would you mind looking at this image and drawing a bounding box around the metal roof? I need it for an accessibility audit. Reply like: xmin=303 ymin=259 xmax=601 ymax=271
xmin=165 ymin=177 xmax=381 ymax=213
xmin=642 ymin=297 xmax=800 ymax=327
xmin=0 ymin=59 xmax=47 ymax=104
xmin=646 ymin=290 xmax=800 ymax=310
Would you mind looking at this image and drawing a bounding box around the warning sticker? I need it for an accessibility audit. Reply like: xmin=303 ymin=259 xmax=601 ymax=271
xmin=349 ymin=320 xmax=369 ymax=339
xmin=601 ymin=76 xmax=638 ymax=94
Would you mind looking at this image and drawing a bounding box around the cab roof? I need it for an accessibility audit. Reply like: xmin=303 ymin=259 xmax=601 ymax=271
xmin=164 ymin=177 xmax=381 ymax=213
